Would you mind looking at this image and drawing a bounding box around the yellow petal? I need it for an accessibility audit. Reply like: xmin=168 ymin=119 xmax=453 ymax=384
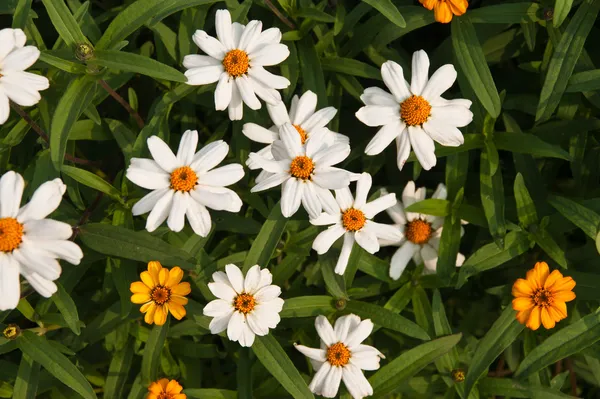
xmin=166 ymin=267 xmax=184 ymax=288
xmin=512 ymin=297 xmax=534 ymax=312
xmin=420 ymin=0 xmax=436 ymax=10
xmin=174 ymin=395 xmax=187 ymax=399
xmin=140 ymin=302 xmax=154 ymax=313
xmin=543 ymin=270 xmax=563 ymax=290
xmin=516 ymin=308 xmax=532 ymax=325
xmin=147 ymin=394 xmax=158 ymax=399
xmin=172 ymin=282 xmax=191 ymax=296
xmin=159 ymin=268 xmax=169 ymax=286
xmin=166 ymin=380 xmax=183 ymax=394
xmin=148 ymin=382 xmax=163 ymax=395
xmin=130 ymin=281 xmax=151 ymax=294
xmin=526 ymin=306 xmax=541 ymax=330
xmin=554 ymin=290 xmax=575 ymax=303
xmin=170 ymin=295 xmax=189 ymax=305
xmin=144 ymin=303 xmax=157 ymax=325
xmin=141 ymin=271 xmax=156 ymax=289
xmin=154 ymin=305 xmax=168 ymax=325
xmin=541 ymin=307 xmax=555 ymax=329
xmin=549 ymin=302 xmax=567 ymax=321
xmin=169 ymin=302 xmax=186 ymax=320
xmin=131 ymin=293 xmax=151 ymax=304
xmin=512 ymin=278 xmax=534 ymax=297
xmin=434 ymin=1 xmax=453 ymax=23
xmin=548 ymin=276 xmax=576 ymax=293
xmin=449 ymin=0 xmax=468 ymax=15
xmin=532 ymin=261 xmax=550 ymax=287
xmin=148 ymin=261 xmax=162 ymax=284
xmin=158 ymin=379 xmax=169 ymax=391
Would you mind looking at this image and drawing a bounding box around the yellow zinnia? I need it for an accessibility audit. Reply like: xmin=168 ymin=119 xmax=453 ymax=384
xmin=419 ymin=0 xmax=468 ymax=23
xmin=130 ymin=261 xmax=191 ymax=326
xmin=512 ymin=261 xmax=576 ymax=330
xmin=147 ymin=378 xmax=186 ymax=399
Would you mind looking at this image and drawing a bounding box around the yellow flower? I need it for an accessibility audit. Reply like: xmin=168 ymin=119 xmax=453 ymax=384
xmin=512 ymin=262 xmax=576 ymax=330
xmin=130 ymin=261 xmax=191 ymax=326
xmin=419 ymin=0 xmax=468 ymax=23
xmin=147 ymin=378 xmax=186 ymax=399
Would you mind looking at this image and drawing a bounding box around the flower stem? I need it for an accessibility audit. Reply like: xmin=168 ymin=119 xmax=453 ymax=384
xmin=99 ymin=79 xmax=145 ymax=129
xmin=264 ymin=0 xmax=296 ymax=30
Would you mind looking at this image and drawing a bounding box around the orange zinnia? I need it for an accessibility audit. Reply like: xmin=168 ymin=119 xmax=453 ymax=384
xmin=130 ymin=261 xmax=191 ymax=326
xmin=420 ymin=0 xmax=468 ymax=23
xmin=512 ymin=262 xmax=576 ymax=330
xmin=147 ymin=378 xmax=186 ymax=399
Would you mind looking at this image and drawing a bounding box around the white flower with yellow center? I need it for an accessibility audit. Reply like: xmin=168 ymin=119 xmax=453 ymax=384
xmin=355 ymin=50 xmax=473 ymax=171
xmin=248 ymin=122 xmax=353 ymax=219
xmin=126 ymin=130 xmax=244 ymax=237
xmin=310 ymin=173 xmax=401 ymax=275
xmin=183 ymin=9 xmax=290 ymax=121
xmin=0 ymin=171 xmax=83 ymax=310
xmin=0 ymin=28 xmax=49 ymax=125
xmin=295 ymin=314 xmax=385 ymax=399
xmin=380 ymin=181 xmax=465 ymax=280
xmin=203 ymin=264 xmax=284 ymax=347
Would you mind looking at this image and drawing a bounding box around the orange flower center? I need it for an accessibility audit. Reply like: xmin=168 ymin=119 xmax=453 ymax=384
xmin=326 ymin=342 xmax=351 ymax=366
xmin=400 ymin=95 xmax=431 ymax=126
xmin=532 ymin=288 xmax=553 ymax=307
xmin=157 ymin=393 xmax=173 ymax=399
xmin=405 ymin=219 xmax=432 ymax=245
xmin=0 ymin=218 xmax=24 ymax=253
xmin=293 ymin=124 xmax=308 ymax=144
xmin=170 ymin=166 xmax=198 ymax=192
xmin=342 ymin=208 xmax=366 ymax=232
xmin=234 ymin=293 xmax=256 ymax=314
xmin=223 ymin=49 xmax=249 ymax=77
xmin=289 ymin=156 xmax=314 ymax=180
xmin=151 ymin=286 xmax=171 ymax=305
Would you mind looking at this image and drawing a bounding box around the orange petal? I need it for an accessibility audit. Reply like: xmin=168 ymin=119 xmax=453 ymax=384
xmin=543 ymin=270 xmax=563 ymax=290
xmin=554 ymin=290 xmax=576 ymax=303
xmin=170 ymin=295 xmax=189 ymax=306
xmin=147 ymin=394 xmax=158 ymax=399
xmin=174 ymin=395 xmax=187 ymax=399
xmin=144 ymin=303 xmax=157 ymax=325
xmin=512 ymin=297 xmax=534 ymax=311
xmin=172 ymin=282 xmax=191 ymax=296
xmin=541 ymin=307 xmax=556 ymax=329
xmin=159 ymin=268 xmax=169 ymax=286
xmin=158 ymin=378 xmax=169 ymax=390
xmin=131 ymin=293 xmax=151 ymax=304
xmin=140 ymin=301 xmax=154 ymax=313
xmin=526 ymin=306 xmax=541 ymax=330
xmin=148 ymin=382 xmax=163 ymax=394
xmin=449 ymin=0 xmax=468 ymax=15
xmin=533 ymin=262 xmax=550 ymax=287
xmin=141 ymin=271 xmax=156 ymax=289
xmin=169 ymin=302 xmax=186 ymax=320
xmin=420 ymin=0 xmax=436 ymax=10
xmin=434 ymin=1 xmax=453 ymax=23
xmin=130 ymin=281 xmax=151 ymax=294
xmin=166 ymin=267 xmax=184 ymax=288
xmin=166 ymin=380 xmax=183 ymax=394
xmin=512 ymin=278 xmax=534 ymax=297
xmin=148 ymin=261 xmax=162 ymax=283
xmin=516 ymin=308 xmax=532 ymax=325
xmin=549 ymin=302 xmax=567 ymax=321
xmin=548 ymin=276 xmax=576 ymax=293
xmin=154 ymin=305 xmax=168 ymax=325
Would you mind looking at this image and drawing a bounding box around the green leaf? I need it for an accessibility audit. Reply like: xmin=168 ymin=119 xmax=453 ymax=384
xmin=530 ymin=225 xmax=567 ymax=268
xmin=362 ymin=0 xmax=406 ymax=28
xmin=464 ymin=306 xmax=525 ymax=397
xmin=320 ymin=255 xmax=348 ymax=300
xmin=514 ymin=173 xmax=538 ymax=226
xmin=242 ymin=202 xmax=287 ymax=273
xmin=548 ymin=194 xmax=600 ymax=239
xmin=451 ymin=18 xmax=501 ymax=117
xmin=104 ymin=338 xmax=135 ymax=399
xmin=478 ymin=377 xmax=577 ymax=399
xmin=280 ymin=296 xmax=336 ymax=318
xmin=535 ymin=0 xmax=600 ymax=122
xmin=320 ymin=57 xmax=382 ymax=80
xmin=480 ymin=146 xmax=506 ymax=245
xmin=404 ymin=199 xmax=449 ymax=216
xmin=237 ymin=347 xmax=252 ymax=399
xmin=432 ymin=291 xmax=460 ymax=373
xmin=13 ymin=353 xmax=39 ymax=399
xmin=141 ymin=320 xmax=169 ymax=385
xmin=369 ymin=334 xmax=462 ymax=398
xmin=38 ymin=50 xmax=87 ymax=74
xmin=252 ymin=334 xmax=314 ymax=399
xmin=51 ymin=282 xmax=81 ymax=335
xmin=184 ymin=389 xmax=237 ymax=399
xmin=61 ymin=165 xmax=122 ymax=202
xmin=297 ymin=36 xmax=327 ymax=108
xmin=553 ymin=0 xmax=574 ymax=28
xmin=89 ymin=50 xmax=186 ymax=82
xmin=436 ymin=188 xmax=464 ymax=283
xmin=295 ymin=7 xmax=335 ymax=22
xmin=494 ymin=132 xmax=570 ymax=160
xmin=12 ymin=0 xmax=33 ymax=30
xmin=18 ymin=331 xmax=96 ymax=399
xmin=566 ymin=69 xmax=600 ymax=93
xmin=41 ymin=0 xmax=88 ymax=48
xmin=466 ymin=2 xmax=542 ymax=23
xmin=79 ymin=223 xmax=196 ymax=269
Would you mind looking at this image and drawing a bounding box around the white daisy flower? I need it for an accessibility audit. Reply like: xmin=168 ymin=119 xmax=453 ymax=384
xmin=310 ymin=173 xmax=402 ymax=275
xmin=0 ymin=171 xmax=83 ymax=310
xmin=295 ymin=314 xmax=385 ymax=399
xmin=355 ymin=50 xmax=473 ymax=171
xmin=0 ymin=28 xmax=49 ymax=125
xmin=380 ymin=181 xmax=465 ymax=280
xmin=183 ymin=9 xmax=290 ymax=121
xmin=203 ymin=264 xmax=284 ymax=347
xmin=126 ymin=130 xmax=244 ymax=237
xmin=248 ymin=122 xmax=353 ymax=219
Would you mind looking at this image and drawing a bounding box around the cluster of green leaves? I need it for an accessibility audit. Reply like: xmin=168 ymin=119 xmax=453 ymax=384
xmin=1 ymin=0 xmax=600 ymax=398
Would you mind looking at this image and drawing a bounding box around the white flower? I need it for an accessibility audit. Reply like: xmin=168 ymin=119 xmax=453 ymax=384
xmin=0 ymin=172 xmax=83 ymax=310
xmin=248 ymin=122 xmax=353 ymax=219
xmin=295 ymin=314 xmax=385 ymax=399
xmin=183 ymin=9 xmax=290 ymax=121
xmin=380 ymin=181 xmax=465 ymax=280
xmin=203 ymin=264 xmax=284 ymax=347
xmin=0 ymin=28 xmax=49 ymax=125
xmin=126 ymin=130 xmax=244 ymax=237
xmin=310 ymin=173 xmax=402 ymax=275
xmin=355 ymin=50 xmax=473 ymax=171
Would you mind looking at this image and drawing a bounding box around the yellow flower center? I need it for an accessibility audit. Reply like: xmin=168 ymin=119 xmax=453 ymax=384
xmin=326 ymin=342 xmax=351 ymax=367
xmin=151 ymin=286 xmax=171 ymax=305
xmin=222 ymin=49 xmax=249 ymax=77
xmin=2 ymin=324 xmax=20 ymax=340
xmin=342 ymin=208 xmax=366 ymax=232
xmin=234 ymin=293 xmax=256 ymax=314
xmin=405 ymin=219 xmax=432 ymax=245
xmin=293 ymin=124 xmax=308 ymax=144
xmin=289 ymin=156 xmax=314 ymax=180
xmin=0 ymin=218 xmax=24 ymax=253
xmin=170 ymin=166 xmax=198 ymax=192
xmin=400 ymin=95 xmax=431 ymax=126
xmin=157 ymin=393 xmax=172 ymax=399
xmin=532 ymin=288 xmax=553 ymax=307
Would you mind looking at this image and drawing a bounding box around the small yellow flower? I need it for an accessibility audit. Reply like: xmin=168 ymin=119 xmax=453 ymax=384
xmin=130 ymin=261 xmax=191 ymax=326
xmin=512 ymin=262 xmax=576 ymax=330
xmin=419 ymin=0 xmax=468 ymax=23
xmin=147 ymin=378 xmax=186 ymax=399
xmin=3 ymin=324 xmax=20 ymax=340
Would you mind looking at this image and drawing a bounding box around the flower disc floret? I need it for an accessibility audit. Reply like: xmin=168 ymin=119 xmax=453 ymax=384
xmin=234 ymin=293 xmax=256 ymax=314
xmin=289 ymin=156 xmax=314 ymax=180
xmin=405 ymin=219 xmax=433 ymax=245
xmin=169 ymin=166 xmax=198 ymax=192
xmin=400 ymin=95 xmax=431 ymax=126
xmin=222 ymin=49 xmax=249 ymax=77
xmin=342 ymin=208 xmax=366 ymax=232
xmin=0 ymin=218 xmax=24 ymax=252
xmin=326 ymin=342 xmax=351 ymax=366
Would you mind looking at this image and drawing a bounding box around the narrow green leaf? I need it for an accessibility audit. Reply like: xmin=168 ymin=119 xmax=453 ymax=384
xmin=321 ymin=57 xmax=382 ymax=80
xmin=514 ymin=173 xmax=538 ymax=227
xmin=51 ymin=282 xmax=81 ymax=335
xmin=41 ymin=0 xmax=88 ymax=48
xmin=295 ymin=7 xmax=335 ymax=22
xmin=237 ymin=347 xmax=252 ymax=399
xmin=432 ymin=290 xmax=460 ymax=374
xmin=436 ymin=188 xmax=464 ymax=283
xmin=61 ymin=165 xmax=122 ymax=202
xmin=566 ymin=69 xmax=600 ymax=93
xmin=548 ymin=194 xmax=600 ymax=239
xmin=141 ymin=320 xmax=169 ymax=385
xmin=480 ymin=147 xmax=506 ymax=245
xmin=242 ymin=202 xmax=287 ymax=272
xmin=90 ymin=50 xmax=186 ymax=82
xmin=494 ymin=132 xmax=570 ymax=160
xmin=38 ymin=50 xmax=87 ymax=74
xmin=478 ymin=377 xmax=577 ymax=399
xmin=280 ymin=296 xmax=336 ymax=318
xmin=362 ymin=0 xmax=406 ymax=28
xmin=404 ymin=199 xmax=449 ymax=216
xmin=12 ymin=0 xmax=33 ymax=29
xmin=320 ymin=255 xmax=348 ymax=300
xmin=184 ymin=389 xmax=237 ymax=399
xmin=466 ymin=2 xmax=542 ymax=23
xmin=13 ymin=353 xmax=39 ymax=399
xmin=104 ymin=338 xmax=135 ymax=399
xmin=553 ymin=0 xmax=574 ymax=28
xmin=297 ymin=36 xmax=327 ymax=107
xmin=530 ymin=225 xmax=567 ymax=268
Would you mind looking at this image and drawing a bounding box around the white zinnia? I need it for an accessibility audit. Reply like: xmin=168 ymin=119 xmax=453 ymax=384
xmin=356 ymin=50 xmax=473 ymax=171
xmin=0 ymin=172 xmax=83 ymax=310
xmin=126 ymin=130 xmax=244 ymax=237
xmin=380 ymin=181 xmax=465 ymax=280
xmin=248 ymin=122 xmax=353 ymax=219
xmin=311 ymin=173 xmax=402 ymax=275
xmin=295 ymin=314 xmax=385 ymax=399
xmin=183 ymin=9 xmax=290 ymax=121
xmin=0 ymin=28 xmax=49 ymax=125
xmin=203 ymin=264 xmax=284 ymax=347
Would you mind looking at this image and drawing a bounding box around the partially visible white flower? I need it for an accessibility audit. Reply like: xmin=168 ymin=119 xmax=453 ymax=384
xmin=355 ymin=50 xmax=473 ymax=171
xmin=311 ymin=173 xmax=402 ymax=275
xmin=0 ymin=172 xmax=83 ymax=310
xmin=126 ymin=130 xmax=244 ymax=237
xmin=380 ymin=181 xmax=465 ymax=280
xmin=0 ymin=28 xmax=49 ymax=125
xmin=203 ymin=264 xmax=284 ymax=347
xmin=248 ymin=122 xmax=353 ymax=219
xmin=183 ymin=9 xmax=290 ymax=121
xmin=295 ymin=314 xmax=385 ymax=399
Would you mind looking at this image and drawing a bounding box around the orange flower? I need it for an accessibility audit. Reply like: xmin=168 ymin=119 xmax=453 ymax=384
xmin=130 ymin=261 xmax=191 ymax=326
xmin=420 ymin=0 xmax=468 ymax=23
xmin=147 ymin=378 xmax=186 ymax=399
xmin=512 ymin=262 xmax=576 ymax=330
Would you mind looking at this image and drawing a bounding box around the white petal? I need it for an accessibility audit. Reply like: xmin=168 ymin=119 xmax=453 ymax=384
xmin=254 ymin=285 xmax=282 ymax=302
xmin=381 ymin=60 xmax=411 ymax=102
xmin=312 ymin=223 xmax=345 ymax=254
xmin=2 ymin=46 xmax=40 ymax=72
xmin=23 ymin=219 xmax=72 ymax=240
xmin=360 ymin=86 xmax=397 ymax=107
xmin=214 ymin=73 xmax=233 ymax=111
xmin=408 ymin=126 xmax=437 ymax=171
xmin=147 ymin=136 xmax=179 ymax=172
xmin=250 ymin=172 xmax=289 ymax=192
xmin=176 ymin=129 xmax=198 ymax=165
xmin=315 ymin=315 xmax=336 ymax=346
xmin=247 ymin=153 xmax=287 ymax=173
xmin=402 ymin=181 xmax=424 ymax=208
xmin=390 ymin=241 xmax=418 ymax=280
xmin=198 ymin=164 xmax=244 ymax=186
xmin=410 ymin=50 xmax=430 ymax=96
xmin=366 ymin=221 xmax=403 ymax=242
xmin=456 ymin=252 xmax=465 ymax=267
xmin=0 ymin=171 xmax=24 ymax=218
xmin=302 ymin=182 xmax=323 ymax=219
xmin=0 ymin=29 xmax=17 ymax=62
xmin=355 ymin=105 xmax=399 ymax=127
xmin=167 ymin=191 xmax=188 ymax=232
xmin=239 ymin=322 xmax=256 ymax=347
xmin=354 ymin=229 xmax=379 ymax=254
xmin=334 ymin=232 xmax=354 ymax=275
xmin=250 ymin=76 xmax=281 ymax=105
xmin=126 ymin=169 xmax=170 ymax=190
xmin=281 ymin=178 xmax=304 ymax=217
xmin=236 ymin=75 xmax=261 ymax=110
xmin=344 ymin=319 xmax=374 ymax=349
xmin=225 ymin=263 xmax=244 ymax=293
xmin=365 ymin=120 xmax=404 ymax=156
xmin=312 ymin=143 xmax=350 ymax=167
xmin=288 ymin=90 xmax=316 ymax=126
xmin=316 ymin=186 xmax=340 ymax=215
xmin=145 ymin=189 xmax=174 ymax=232
xmin=190 ymin=140 xmax=229 ymax=172
xmin=321 ymin=366 xmax=343 ymax=398
xmin=354 ymin=173 xmax=372 ymax=209
xmin=310 ymin=212 xmax=339 ymax=226
xmin=13 ymin=245 xmax=60 ymax=281
xmin=3 ymin=71 xmax=48 ymax=91
xmin=209 ymin=313 xmax=233 ymax=334
xmin=0 ymin=92 xmax=9 ymax=125
xmin=191 ymin=185 xmax=242 ymax=212
xmin=422 ymin=117 xmax=464 ymax=147
xmin=266 ymin=100 xmax=290 ymax=126
xmin=312 ymin=167 xmax=351 ymax=190
xmin=2 ymin=80 xmax=41 ymax=106
xmin=430 ymin=105 xmax=474 ymax=128
xmin=342 ymin=364 xmax=373 ymax=398
xmin=421 ymin=243 xmax=439 ymax=273
xmin=295 ymin=344 xmax=326 ymax=362
xmin=238 ymin=20 xmax=262 ymax=52
xmin=247 ymin=27 xmax=282 ymax=53
xmin=29 ymin=239 xmax=83 ymax=265
xmin=247 ymin=311 xmax=269 ymax=336
xmin=208 ymin=282 xmax=237 ymax=301
xmin=333 ymin=314 xmax=361 ymax=343
xmin=362 ymin=193 xmax=397 ymax=219
xmin=396 ymin=130 xmax=411 ymax=171
xmin=185 ymin=65 xmax=223 ymax=85
xmin=249 ymin=66 xmax=290 ymax=90
xmin=258 ymin=269 xmax=273 ymax=289
xmin=309 ymin=361 xmax=331 ymax=395
xmin=227 ymin=310 xmax=245 ymax=342
xmin=432 ymin=183 xmax=447 ymax=200
xmin=132 ymin=188 xmax=170 ymax=216
xmin=17 ymin=178 xmax=65 ymax=222
xmin=228 ymin=83 xmax=244 ymax=120
xmin=334 ymin=187 xmax=354 ymax=210
xmin=302 ymin=107 xmax=337 ymax=133
xmin=204 ymin=299 xmax=234 ymax=317
xmin=250 ymin=44 xmax=289 ymax=66
xmin=0 ymin=254 xmax=20 ymax=311
xmin=21 ymin=270 xmax=56 ymax=298
xmin=279 ymin=123 xmax=304 ymax=158
xmin=215 ymin=9 xmax=235 ymax=50
xmin=192 ymin=30 xmax=227 ymax=59
xmin=182 ymin=54 xmax=221 ymax=68
xmin=288 ymin=95 xmax=299 ymax=123
xmin=243 ymin=123 xmax=278 ymax=144
xmin=421 ymin=64 xmax=457 ymax=101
